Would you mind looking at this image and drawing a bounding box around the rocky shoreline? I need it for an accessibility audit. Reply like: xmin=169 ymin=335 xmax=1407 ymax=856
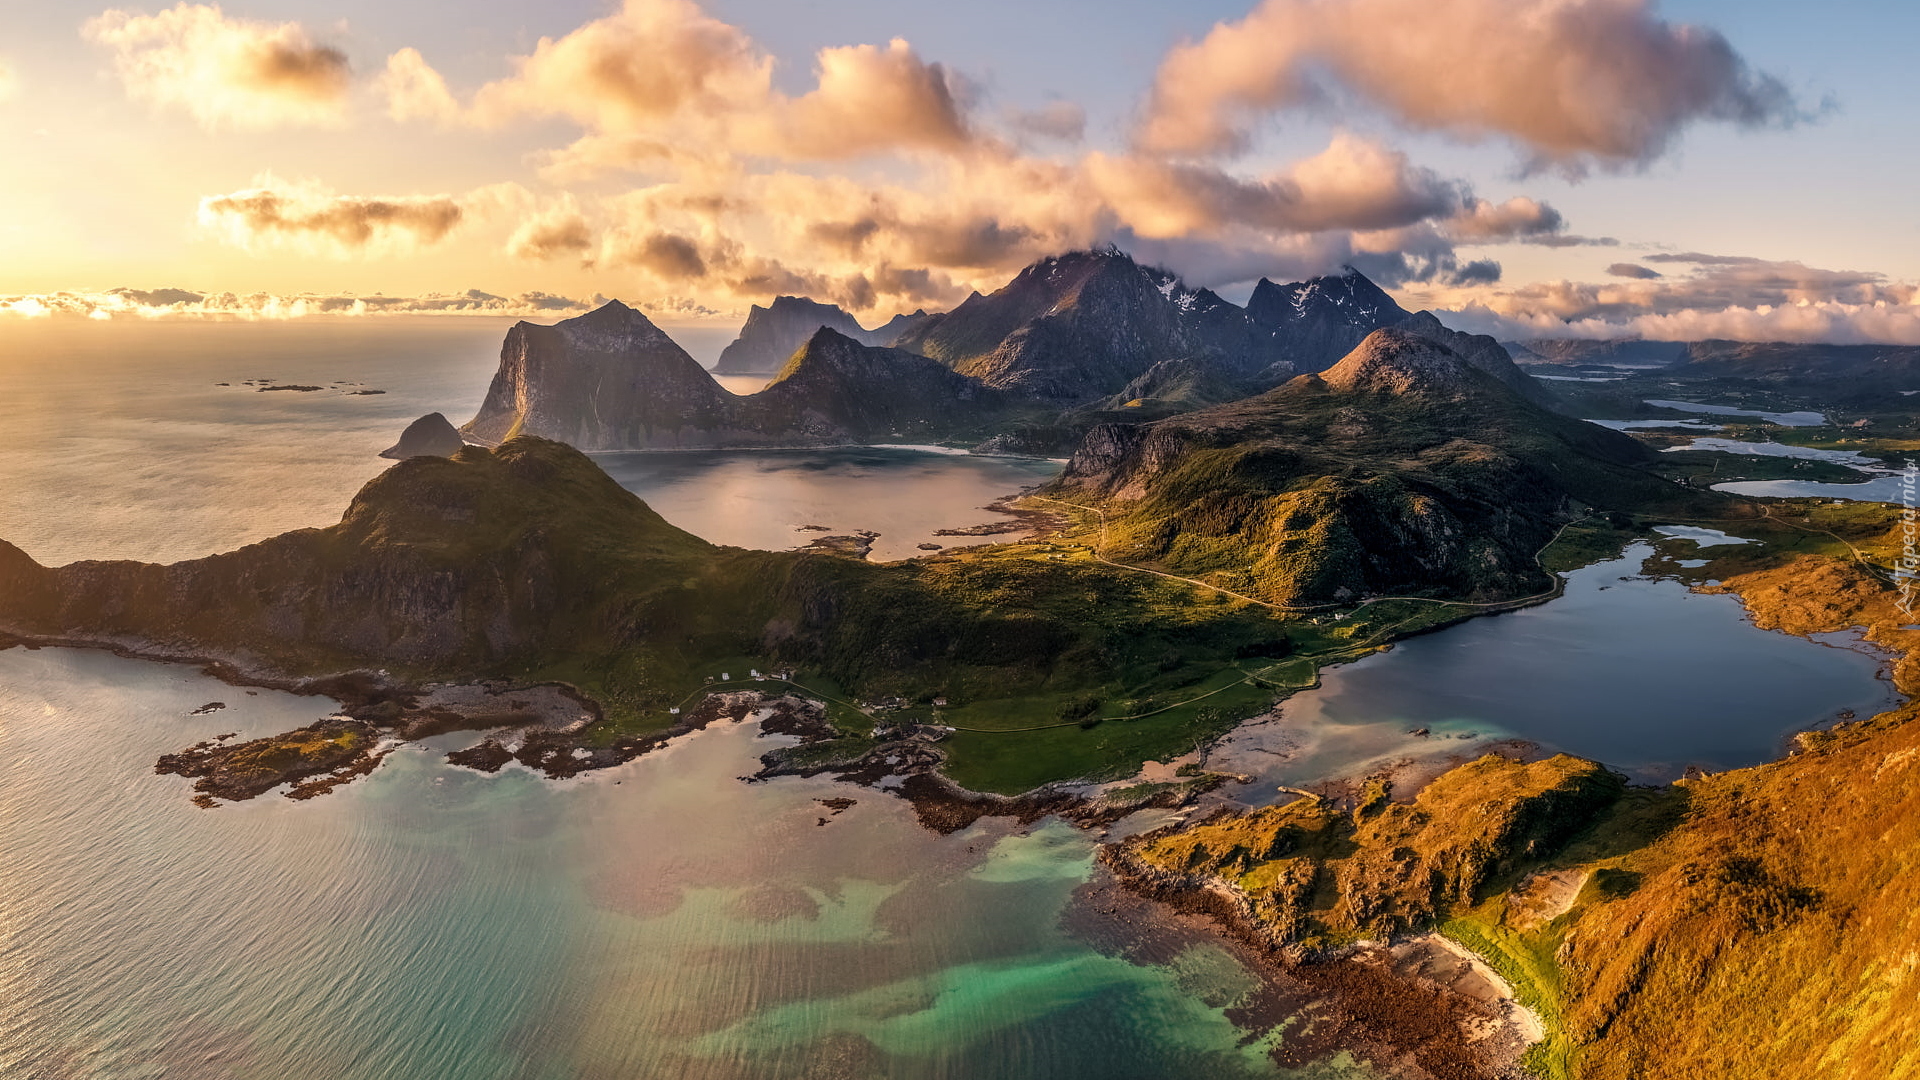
xmin=1097 ymin=832 xmax=1542 ymax=1079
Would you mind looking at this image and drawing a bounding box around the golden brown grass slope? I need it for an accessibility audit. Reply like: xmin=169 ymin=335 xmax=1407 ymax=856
xmin=1559 ymin=543 xmax=1920 ymax=1079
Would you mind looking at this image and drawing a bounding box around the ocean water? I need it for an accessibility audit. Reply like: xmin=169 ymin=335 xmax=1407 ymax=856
xmin=0 ymin=317 xmax=511 ymax=565
xmin=0 ymin=645 xmax=1306 ymax=1080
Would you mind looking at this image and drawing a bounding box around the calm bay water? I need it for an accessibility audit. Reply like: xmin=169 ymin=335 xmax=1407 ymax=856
xmin=596 ymin=448 xmax=1062 ymax=562
xmin=1209 ymin=543 xmax=1899 ymax=788
xmin=1714 ymin=476 xmax=1906 ymax=502
xmin=0 ymin=319 xmax=1905 ymax=1077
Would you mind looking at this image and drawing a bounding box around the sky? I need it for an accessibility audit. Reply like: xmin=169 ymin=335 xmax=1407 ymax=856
xmin=1 ymin=0 xmax=1916 ymax=342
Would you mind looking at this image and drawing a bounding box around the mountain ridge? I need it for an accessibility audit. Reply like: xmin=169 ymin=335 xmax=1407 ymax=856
xmin=1052 ymin=328 xmax=1694 ymax=604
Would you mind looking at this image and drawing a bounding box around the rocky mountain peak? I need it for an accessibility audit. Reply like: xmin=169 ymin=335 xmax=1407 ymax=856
xmin=714 ymin=296 xmax=876 ymax=373
xmin=1319 ymin=329 xmax=1482 ymax=395
xmin=550 ymin=298 xmax=681 ymax=357
xmin=1246 ymin=267 xmax=1414 ymax=373
xmin=461 ymin=300 xmax=727 ymax=450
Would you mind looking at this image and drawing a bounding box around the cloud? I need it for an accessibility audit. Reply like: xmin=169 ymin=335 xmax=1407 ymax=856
xmin=1525 ymin=234 xmax=1620 ymax=249
xmin=0 ymin=286 xmax=598 ymax=320
xmin=778 ymin=39 xmax=970 ymax=157
xmin=1444 ymin=197 xmax=1564 ymax=242
xmin=1414 ymin=252 xmax=1920 ymax=344
xmin=0 ymin=59 xmax=17 ymax=103
xmin=1138 ymin=0 xmax=1802 ymax=170
xmin=1086 ymin=135 xmax=1466 ymax=238
xmin=442 ymin=0 xmax=969 ymax=163
xmin=1443 ymin=298 xmax=1920 ymax=347
xmin=342 ymin=1 xmax=1598 ymax=310
xmin=198 ymin=176 xmax=465 ymax=256
xmin=377 ymin=46 xmax=460 ymax=124
xmin=505 ymin=196 xmax=594 ymax=262
xmin=84 ymin=3 xmax=351 ymax=129
xmin=1009 ymin=100 xmax=1086 ymax=141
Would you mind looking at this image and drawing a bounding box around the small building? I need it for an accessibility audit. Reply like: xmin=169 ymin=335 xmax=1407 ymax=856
xmin=721 ymin=672 xmax=730 ymax=681
xmin=669 ymin=707 xmax=681 ymax=715
xmin=932 ymin=697 xmax=949 ymax=707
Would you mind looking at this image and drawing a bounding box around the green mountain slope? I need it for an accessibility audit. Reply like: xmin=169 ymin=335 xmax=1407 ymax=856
xmin=1051 ymin=329 xmax=1697 ymax=605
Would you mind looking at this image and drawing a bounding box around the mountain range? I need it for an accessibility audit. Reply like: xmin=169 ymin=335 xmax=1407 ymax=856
xmin=457 ymin=248 xmax=1553 ymax=453
xmin=461 ymin=302 xmax=1014 ymax=451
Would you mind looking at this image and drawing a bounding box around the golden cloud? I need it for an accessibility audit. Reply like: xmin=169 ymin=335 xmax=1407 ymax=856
xmin=1138 ymin=0 xmax=1801 ymax=170
xmin=377 ymin=46 xmax=460 ymax=124
xmin=1415 ymin=253 xmax=1920 ymax=343
xmin=0 ymin=286 xmax=593 ymax=320
xmin=198 ymin=176 xmax=465 ymax=256
xmin=506 ymin=196 xmax=595 ymax=263
xmin=84 ymin=3 xmax=351 ymax=129
xmin=399 ymin=0 xmax=969 ymax=164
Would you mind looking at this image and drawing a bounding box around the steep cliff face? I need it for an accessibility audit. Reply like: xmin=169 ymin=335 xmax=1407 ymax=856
xmin=460 ymin=303 xmax=1009 ymax=450
xmin=1246 ymin=268 xmax=1413 ymax=374
xmin=713 ymin=296 xmax=878 ymax=374
xmin=1053 ymin=330 xmax=1685 ymax=605
xmin=462 ymin=300 xmax=734 ymax=450
xmin=894 ymin=247 xmax=1284 ymax=401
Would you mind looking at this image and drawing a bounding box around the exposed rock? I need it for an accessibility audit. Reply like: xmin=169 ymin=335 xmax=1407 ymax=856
xmin=463 ymin=300 xmax=736 ymax=450
xmin=463 ymin=302 xmax=1010 ymax=450
xmin=714 ymin=296 xmax=879 ymax=374
xmin=869 ymin=309 xmax=936 ymax=346
xmin=1319 ymin=328 xmax=1487 ymax=396
xmin=1393 ymin=311 xmax=1560 ymax=408
xmin=379 ymin=412 xmax=466 ymax=459
xmin=795 ymin=530 xmax=878 ymax=558
xmin=1246 ymin=267 xmax=1412 ymax=374
xmin=155 ymin=717 xmax=384 ymax=805
xmin=893 ymin=247 xmax=1285 ymax=402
